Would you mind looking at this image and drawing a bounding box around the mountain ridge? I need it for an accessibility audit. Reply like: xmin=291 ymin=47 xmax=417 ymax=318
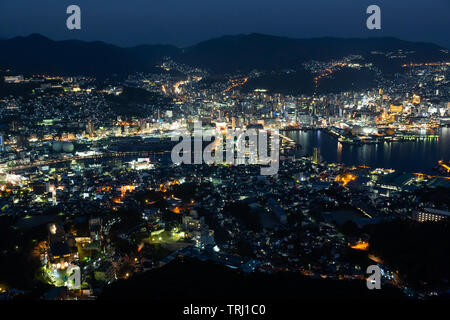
xmin=0 ymin=33 xmax=448 ymax=76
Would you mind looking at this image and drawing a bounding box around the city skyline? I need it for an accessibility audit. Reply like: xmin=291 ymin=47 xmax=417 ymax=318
xmin=0 ymin=0 xmax=449 ymax=307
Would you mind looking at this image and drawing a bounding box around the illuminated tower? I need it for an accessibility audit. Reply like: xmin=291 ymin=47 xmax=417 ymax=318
xmin=87 ymin=118 xmax=95 ymax=137
xmin=312 ymin=148 xmax=320 ymax=164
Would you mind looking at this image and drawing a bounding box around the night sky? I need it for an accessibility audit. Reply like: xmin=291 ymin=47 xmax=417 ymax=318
xmin=0 ymin=0 xmax=449 ymax=48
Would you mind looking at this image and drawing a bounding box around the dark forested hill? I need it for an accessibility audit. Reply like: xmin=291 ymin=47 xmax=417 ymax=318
xmin=0 ymin=33 xmax=448 ymax=76
xmin=99 ymin=256 xmax=405 ymax=300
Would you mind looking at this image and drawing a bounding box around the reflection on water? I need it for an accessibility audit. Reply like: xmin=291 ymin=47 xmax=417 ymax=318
xmin=283 ymin=128 xmax=450 ymax=173
xmin=337 ymin=142 xmax=342 ymax=163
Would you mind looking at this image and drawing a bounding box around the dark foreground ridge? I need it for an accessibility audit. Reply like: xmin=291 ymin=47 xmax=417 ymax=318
xmin=99 ymin=256 xmax=405 ymax=300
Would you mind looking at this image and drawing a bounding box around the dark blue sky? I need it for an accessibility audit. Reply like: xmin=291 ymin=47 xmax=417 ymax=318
xmin=1 ymin=0 xmax=449 ymax=48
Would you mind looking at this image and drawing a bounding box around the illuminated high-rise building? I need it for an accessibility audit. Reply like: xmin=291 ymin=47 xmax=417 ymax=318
xmin=412 ymin=208 xmax=450 ymax=222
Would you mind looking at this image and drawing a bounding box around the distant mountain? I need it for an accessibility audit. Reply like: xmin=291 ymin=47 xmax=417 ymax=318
xmin=0 ymin=33 xmax=448 ymax=76
xmin=180 ymin=33 xmax=448 ymax=73
xmin=0 ymin=34 xmax=179 ymax=76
